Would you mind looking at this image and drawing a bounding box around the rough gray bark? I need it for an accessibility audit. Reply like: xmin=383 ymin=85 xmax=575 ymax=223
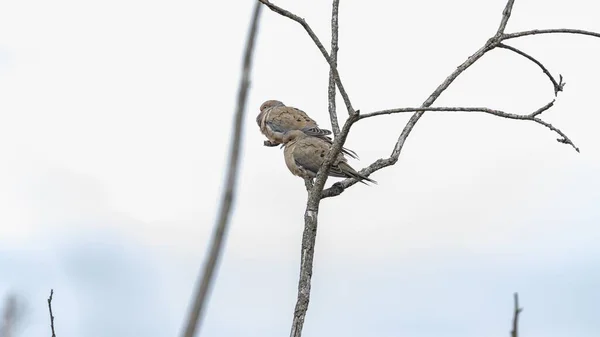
xmin=327 ymin=0 xmax=341 ymax=137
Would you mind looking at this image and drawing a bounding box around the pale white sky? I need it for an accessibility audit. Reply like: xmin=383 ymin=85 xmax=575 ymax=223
xmin=1 ymin=0 xmax=599 ymax=336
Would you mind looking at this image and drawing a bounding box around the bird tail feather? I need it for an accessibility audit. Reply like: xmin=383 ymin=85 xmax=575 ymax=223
xmin=338 ymin=162 xmax=377 ymax=185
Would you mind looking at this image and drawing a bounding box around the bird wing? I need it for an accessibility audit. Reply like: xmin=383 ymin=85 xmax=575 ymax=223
xmin=293 ymin=137 xmax=347 ymax=178
xmin=268 ymin=106 xmax=331 ymax=135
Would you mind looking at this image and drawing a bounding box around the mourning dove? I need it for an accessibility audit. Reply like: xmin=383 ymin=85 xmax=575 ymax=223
xmin=282 ymin=130 xmax=376 ymax=185
xmin=257 ymin=99 xmax=358 ymax=159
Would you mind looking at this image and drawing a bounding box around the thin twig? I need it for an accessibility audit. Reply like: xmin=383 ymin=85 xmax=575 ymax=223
xmin=322 ymin=99 xmax=579 ymax=199
xmin=180 ymin=4 xmax=262 ymax=337
xmin=258 ymin=0 xmax=356 ymax=115
xmin=367 ymin=100 xmax=583 ymax=151
xmin=47 ymin=290 xmax=56 ymax=337
xmin=358 ymin=103 xmax=553 ymax=120
xmin=510 ymin=293 xmax=524 ymax=337
xmin=496 ymin=0 xmax=516 ymax=35
xmin=327 ymin=0 xmax=341 ymax=136
xmin=533 ymin=117 xmax=580 ymax=152
xmin=497 ymin=43 xmax=564 ymax=96
xmin=504 ymin=28 xmax=600 ymax=40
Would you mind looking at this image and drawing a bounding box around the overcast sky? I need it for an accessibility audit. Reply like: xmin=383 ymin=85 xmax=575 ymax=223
xmin=1 ymin=0 xmax=599 ymax=336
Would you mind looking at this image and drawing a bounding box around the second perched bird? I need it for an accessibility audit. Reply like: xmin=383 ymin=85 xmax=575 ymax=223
xmin=257 ymin=99 xmax=358 ymax=159
xmin=282 ymin=130 xmax=376 ymax=185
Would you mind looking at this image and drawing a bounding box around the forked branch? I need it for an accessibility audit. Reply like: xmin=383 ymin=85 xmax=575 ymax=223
xmin=321 ymin=0 xmax=598 ymax=198
xmin=257 ymin=0 xmax=595 ymax=336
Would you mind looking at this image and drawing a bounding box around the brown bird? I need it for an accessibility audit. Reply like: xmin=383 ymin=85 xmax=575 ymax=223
xmin=282 ymin=130 xmax=376 ymax=185
xmin=257 ymin=99 xmax=358 ymax=159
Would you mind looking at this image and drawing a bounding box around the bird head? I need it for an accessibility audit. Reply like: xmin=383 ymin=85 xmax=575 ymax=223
xmin=259 ymin=100 xmax=284 ymax=112
xmin=257 ymin=100 xmax=285 ymax=127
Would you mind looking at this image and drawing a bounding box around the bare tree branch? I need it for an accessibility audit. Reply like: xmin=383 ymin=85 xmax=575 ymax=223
xmin=497 ymin=43 xmax=564 ymax=96
xmin=47 ymin=290 xmax=56 ymax=337
xmin=504 ymin=28 xmax=600 ymax=40
xmin=289 ymin=111 xmax=358 ymax=337
xmin=510 ymin=293 xmax=524 ymax=337
xmin=259 ymin=0 xmax=593 ymax=335
xmin=496 ymin=0 xmax=516 ymax=35
xmin=322 ymin=0 xmax=597 ymax=199
xmin=258 ymin=0 xmax=356 ymax=115
xmin=321 ymin=40 xmax=496 ymax=198
xmin=180 ymin=4 xmax=262 ymax=337
xmin=327 ymin=0 xmax=341 ymax=136
xmin=358 ymin=103 xmax=551 ymax=120
xmin=304 ymin=177 xmax=314 ymax=191
xmin=322 ymin=3 xmax=523 ymax=196
xmin=256 ymin=2 xmax=360 ymax=335
xmin=533 ymin=117 xmax=580 ymax=152
xmin=360 ymin=100 xmax=578 ymax=152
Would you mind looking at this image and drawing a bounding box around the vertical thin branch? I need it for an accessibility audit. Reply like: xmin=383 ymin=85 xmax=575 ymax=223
xmin=180 ymin=3 xmax=262 ymax=337
xmin=47 ymin=290 xmax=56 ymax=337
xmin=510 ymin=292 xmax=524 ymax=337
xmin=496 ymin=0 xmax=516 ymax=35
xmin=327 ymin=0 xmax=341 ymax=136
xmin=288 ymin=2 xmax=347 ymax=335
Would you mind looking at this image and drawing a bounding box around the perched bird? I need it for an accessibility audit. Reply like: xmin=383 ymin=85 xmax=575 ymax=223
xmin=282 ymin=130 xmax=376 ymax=185
xmin=257 ymin=99 xmax=358 ymax=159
